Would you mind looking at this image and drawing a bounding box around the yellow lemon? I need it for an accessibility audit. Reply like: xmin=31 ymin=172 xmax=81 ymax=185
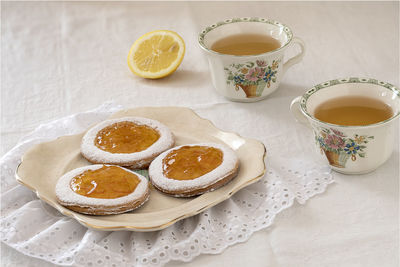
xmin=127 ymin=30 xmax=185 ymax=79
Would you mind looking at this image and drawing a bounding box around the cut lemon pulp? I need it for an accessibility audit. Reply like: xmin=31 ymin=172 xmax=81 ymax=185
xmin=127 ymin=30 xmax=185 ymax=79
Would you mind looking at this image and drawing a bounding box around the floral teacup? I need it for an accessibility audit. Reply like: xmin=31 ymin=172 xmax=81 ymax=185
xmin=291 ymin=78 xmax=400 ymax=174
xmin=198 ymin=17 xmax=305 ymax=102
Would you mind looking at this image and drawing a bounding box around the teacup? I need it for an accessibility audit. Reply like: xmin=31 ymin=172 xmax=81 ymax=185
xmin=291 ymin=77 xmax=400 ymax=174
xmin=198 ymin=17 xmax=305 ymax=102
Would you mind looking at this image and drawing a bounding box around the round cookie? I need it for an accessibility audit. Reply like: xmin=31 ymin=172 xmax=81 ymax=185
xmin=56 ymin=165 xmax=150 ymax=215
xmin=149 ymin=143 xmax=239 ymax=197
xmin=80 ymin=117 xmax=175 ymax=169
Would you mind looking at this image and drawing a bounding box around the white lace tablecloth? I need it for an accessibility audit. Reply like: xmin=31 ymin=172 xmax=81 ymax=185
xmin=1 ymin=103 xmax=333 ymax=266
xmin=1 ymin=2 xmax=398 ymax=267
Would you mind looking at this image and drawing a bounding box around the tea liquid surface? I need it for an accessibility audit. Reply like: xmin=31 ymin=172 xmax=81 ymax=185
xmin=314 ymin=96 xmax=393 ymax=126
xmin=210 ymin=33 xmax=281 ymax=56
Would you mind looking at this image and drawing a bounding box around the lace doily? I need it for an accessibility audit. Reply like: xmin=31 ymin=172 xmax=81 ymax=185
xmin=0 ymin=103 xmax=333 ymax=266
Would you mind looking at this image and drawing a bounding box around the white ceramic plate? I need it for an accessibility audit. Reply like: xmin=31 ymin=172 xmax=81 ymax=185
xmin=16 ymin=107 xmax=266 ymax=231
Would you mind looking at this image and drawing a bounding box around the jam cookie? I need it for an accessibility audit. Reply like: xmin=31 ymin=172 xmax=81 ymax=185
xmin=55 ymin=165 xmax=150 ymax=215
xmin=81 ymin=117 xmax=174 ymax=169
xmin=149 ymin=143 xmax=239 ymax=197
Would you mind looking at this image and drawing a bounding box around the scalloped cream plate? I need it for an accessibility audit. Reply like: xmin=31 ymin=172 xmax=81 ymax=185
xmin=16 ymin=107 xmax=266 ymax=231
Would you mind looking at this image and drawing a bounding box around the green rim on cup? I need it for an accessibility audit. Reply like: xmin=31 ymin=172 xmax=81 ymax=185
xmin=198 ymin=17 xmax=294 ymax=57
xmin=300 ymin=77 xmax=400 ymax=128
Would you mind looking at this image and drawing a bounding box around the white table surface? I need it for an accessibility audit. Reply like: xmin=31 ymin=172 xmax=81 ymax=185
xmin=1 ymin=1 xmax=399 ymax=266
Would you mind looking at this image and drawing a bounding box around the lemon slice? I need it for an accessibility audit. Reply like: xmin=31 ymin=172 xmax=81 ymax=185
xmin=127 ymin=30 xmax=185 ymax=79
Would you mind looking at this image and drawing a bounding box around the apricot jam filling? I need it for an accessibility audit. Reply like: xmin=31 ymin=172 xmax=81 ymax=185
xmin=95 ymin=121 xmax=160 ymax=153
xmin=162 ymin=146 xmax=223 ymax=180
xmin=70 ymin=166 xmax=140 ymax=199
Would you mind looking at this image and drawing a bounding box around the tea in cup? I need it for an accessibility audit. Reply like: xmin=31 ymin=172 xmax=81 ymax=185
xmin=291 ymin=77 xmax=400 ymax=174
xmin=198 ymin=17 xmax=305 ymax=102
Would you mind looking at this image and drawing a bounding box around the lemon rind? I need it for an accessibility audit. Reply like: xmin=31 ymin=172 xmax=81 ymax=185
xmin=127 ymin=30 xmax=185 ymax=79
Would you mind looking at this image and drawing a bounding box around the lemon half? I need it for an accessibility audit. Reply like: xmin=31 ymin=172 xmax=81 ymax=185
xmin=127 ymin=30 xmax=185 ymax=79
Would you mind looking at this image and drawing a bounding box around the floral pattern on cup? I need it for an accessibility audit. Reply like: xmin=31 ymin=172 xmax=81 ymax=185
xmin=315 ymin=127 xmax=374 ymax=168
xmin=224 ymin=59 xmax=280 ymax=98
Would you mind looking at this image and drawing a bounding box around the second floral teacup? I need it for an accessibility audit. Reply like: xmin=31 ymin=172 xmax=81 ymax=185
xmin=291 ymin=78 xmax=400 ymax=174
xmin=198 ymin=17 xmax=305 ymax=102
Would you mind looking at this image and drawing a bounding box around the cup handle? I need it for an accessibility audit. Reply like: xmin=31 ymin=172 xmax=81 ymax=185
xmin=290 ymin=96 xmax=311 ymax=128
xmin=283 ymin=37 xmax=306 ymax=75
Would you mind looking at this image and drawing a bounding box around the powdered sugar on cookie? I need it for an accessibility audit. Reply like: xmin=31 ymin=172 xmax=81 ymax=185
xmin=80 ymin=117 xmax=174 ymax=168
xmin=56 ymin=165 xmax=149 ymax=214
xmin=149 ymin=143 xmax=239 ymax=195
